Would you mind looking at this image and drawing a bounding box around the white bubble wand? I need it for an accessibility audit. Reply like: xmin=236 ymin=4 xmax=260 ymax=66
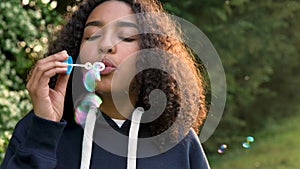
xmin=64 ymin=56 xmax=105 ymax=74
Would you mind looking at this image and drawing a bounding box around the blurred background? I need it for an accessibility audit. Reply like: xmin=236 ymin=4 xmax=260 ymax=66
xmin=0 ymin=0 xmax=299 ymax=168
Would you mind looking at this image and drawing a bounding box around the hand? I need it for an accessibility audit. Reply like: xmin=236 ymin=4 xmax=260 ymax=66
xmin=26 ymin=50 xmax=70 ymax=122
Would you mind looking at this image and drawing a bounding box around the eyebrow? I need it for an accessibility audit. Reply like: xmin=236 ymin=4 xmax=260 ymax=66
xmin=85 ymin=21 xmax=103 ymax=27
xmin=116 ymin=21 xmax=139 ymax=30
xmin=84 ymin=20 xmax=139 ymax=30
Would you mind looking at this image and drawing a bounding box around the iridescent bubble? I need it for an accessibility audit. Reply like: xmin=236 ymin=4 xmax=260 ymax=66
xmin=72 ymin=13 xmax=226 ymax=158
xmin=242 ymin=136 xmax=254 ymax=149
xmin=242 ymin=142 xmax=251 ymax=148
xmin=83 ymin=69 xmax=101 ymax=92
xmin=246 ymin=136 xmax=254 ymax=142
xmin=93 ymin=62 xmax=105 ymax=71
xmin=75 ymin=94 xmax=102 ymax=126
xmin=217 ymin=144 xmax=227 ymax=154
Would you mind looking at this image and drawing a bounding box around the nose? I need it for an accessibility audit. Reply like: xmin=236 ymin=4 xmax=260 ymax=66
xmin=100 ymin=46 xmax=115 ymax=54
xmin=98 ymin=35 xmax=116 ymax=54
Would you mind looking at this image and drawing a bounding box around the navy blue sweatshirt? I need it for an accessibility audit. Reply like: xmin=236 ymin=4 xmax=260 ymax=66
xmin=0 ymin=111 xmax=210 ymax=169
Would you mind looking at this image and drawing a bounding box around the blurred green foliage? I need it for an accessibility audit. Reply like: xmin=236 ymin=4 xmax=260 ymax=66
xmin=0 ymin=0 xmax=299 ymax=163
xmin=161 ymin=0 xmax=300 ymax=153
xmin=209 ymin=111 xmax=300 ymax=168
xmin=0 ymin=0 xmax=63 ymax=161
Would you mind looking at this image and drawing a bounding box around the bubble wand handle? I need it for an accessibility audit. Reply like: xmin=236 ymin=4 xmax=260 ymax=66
xmin=63 ymin=56 xmax=105 ymax=73
xmin=67 ymin=63 xmax=87 ymax=68
xmin=67 ymin=63 xmax=93 ymax=70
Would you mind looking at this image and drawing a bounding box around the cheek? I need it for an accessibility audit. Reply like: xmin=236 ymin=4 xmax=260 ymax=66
xmin=79 ymin=42 xmax=99 ymax=63
xmin=115 ymin=44 xmax=138 ymax=81
xmin=117 ymin=43 xmax=139 ymax=63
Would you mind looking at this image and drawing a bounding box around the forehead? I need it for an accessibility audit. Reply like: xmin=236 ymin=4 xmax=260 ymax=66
xmin=86 ymin=1 xmax=135 ymax=25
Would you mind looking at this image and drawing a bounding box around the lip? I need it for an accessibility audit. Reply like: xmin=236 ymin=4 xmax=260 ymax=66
xmin=100 ymin=59 xmax=116 ymax=75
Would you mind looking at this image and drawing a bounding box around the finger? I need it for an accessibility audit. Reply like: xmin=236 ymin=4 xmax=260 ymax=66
xmin=38 ymin=50 xmax=69 ymax=65
xmin=55 ymin=73 xmax=70 ymax=96
xmin=33 ymin=60 xmax=68 ymax=82
xmin=30 ymin=51 xmax=68 ymax=80
xmin=28 ymin=51 xmax=69 ymax=92
xmin=28 ymin=61 xmax=67 ymax=95
xmin=29 ymin=67 xmax=67 ymax=99
xmin=38 ymin=67 xmax=68 ymax=88
xmin=26 ymin=71 xmax=34 ymax=94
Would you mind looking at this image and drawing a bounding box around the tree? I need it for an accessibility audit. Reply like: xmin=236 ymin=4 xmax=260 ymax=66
xmin=0 ymin=0 xmax=63 ymax=161
xmin=1 ymin=0 xmax=299 ymax=161
xmin=161 ymin=0 xmax=300 ymax=153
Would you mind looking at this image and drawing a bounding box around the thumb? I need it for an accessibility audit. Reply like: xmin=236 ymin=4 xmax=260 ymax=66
xmin=55 ymin=74 xmax=70 ymax=96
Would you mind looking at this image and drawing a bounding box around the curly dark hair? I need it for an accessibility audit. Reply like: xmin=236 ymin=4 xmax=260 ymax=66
xmin=45 ymin=0 xmax=207 ymax=141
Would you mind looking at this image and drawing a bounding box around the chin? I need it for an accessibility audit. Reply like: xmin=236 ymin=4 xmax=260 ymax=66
xmin=95 ymin=87 xmax=112 ymax=97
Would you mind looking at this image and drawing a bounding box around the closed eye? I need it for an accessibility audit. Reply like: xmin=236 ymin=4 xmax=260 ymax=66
xmin=119 ymin=36 xmax=136 ymax=42
xmin=85 ymin=35 xmax=101 ymax=41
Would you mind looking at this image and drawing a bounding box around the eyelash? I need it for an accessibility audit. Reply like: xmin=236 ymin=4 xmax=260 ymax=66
xmin=119 ymin=37 xmax=136 ymax=42
xmin=85 ymin=36 xmax=136 ymax=42
xmin=85 ymin=35 xmax=101 ymax=41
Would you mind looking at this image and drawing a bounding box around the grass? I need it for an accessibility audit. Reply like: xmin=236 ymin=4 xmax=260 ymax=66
xmin=207 ymin=114 xmax=300 ymax=169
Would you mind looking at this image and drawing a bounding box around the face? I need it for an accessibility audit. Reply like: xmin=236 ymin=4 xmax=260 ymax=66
xmin=79 ymin=1 xmax=139 ymax=96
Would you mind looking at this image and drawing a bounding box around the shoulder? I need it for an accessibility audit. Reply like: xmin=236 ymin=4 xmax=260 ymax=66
xmin=183 ymin=128 xmax=202 ymax=149
xmin=183 ymin=129 xmax=211 ymax=168
xmin=173 ymin=128 xmax=205 ymax=154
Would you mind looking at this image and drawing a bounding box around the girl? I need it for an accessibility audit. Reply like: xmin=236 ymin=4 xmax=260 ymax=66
xmin=0 ymin=0 xmax=210 ymax=168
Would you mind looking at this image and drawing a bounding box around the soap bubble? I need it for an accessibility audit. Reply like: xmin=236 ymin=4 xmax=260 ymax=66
xmin=246 ymin=136 xmax=254 ymax=142
xmin=242 ymin=136 xmax=254 ymax=149
xmin=83 ymin=69 xmax=100 ymax=92
xmin=217 ymin=144 xmax=227 ymax=154
xmin=93 ymin=62 xmax=105 ymax=71
xmin=242 ymin=142 xmax=251 ymax=148
xmin=71 ymin=12 xmax=226 ymax=158
xmin=74 ymin=94 xmax=102 ymax=127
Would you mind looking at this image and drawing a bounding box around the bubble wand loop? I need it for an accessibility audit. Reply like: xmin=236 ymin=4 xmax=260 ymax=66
xmin=67 ymin=62 xmax=105 ymax=71
xmin=63 ymin=56 xmax=105 ymax=74
xmin=67 ymin=63 xmax=93 ymax=70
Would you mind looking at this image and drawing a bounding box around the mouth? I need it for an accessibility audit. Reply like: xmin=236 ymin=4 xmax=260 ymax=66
xmin=100 ymin=59 xmax=116 ymax=75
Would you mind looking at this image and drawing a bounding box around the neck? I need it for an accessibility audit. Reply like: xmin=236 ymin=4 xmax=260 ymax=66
xmin=99 ymin=94 xmax=134 ymax=120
